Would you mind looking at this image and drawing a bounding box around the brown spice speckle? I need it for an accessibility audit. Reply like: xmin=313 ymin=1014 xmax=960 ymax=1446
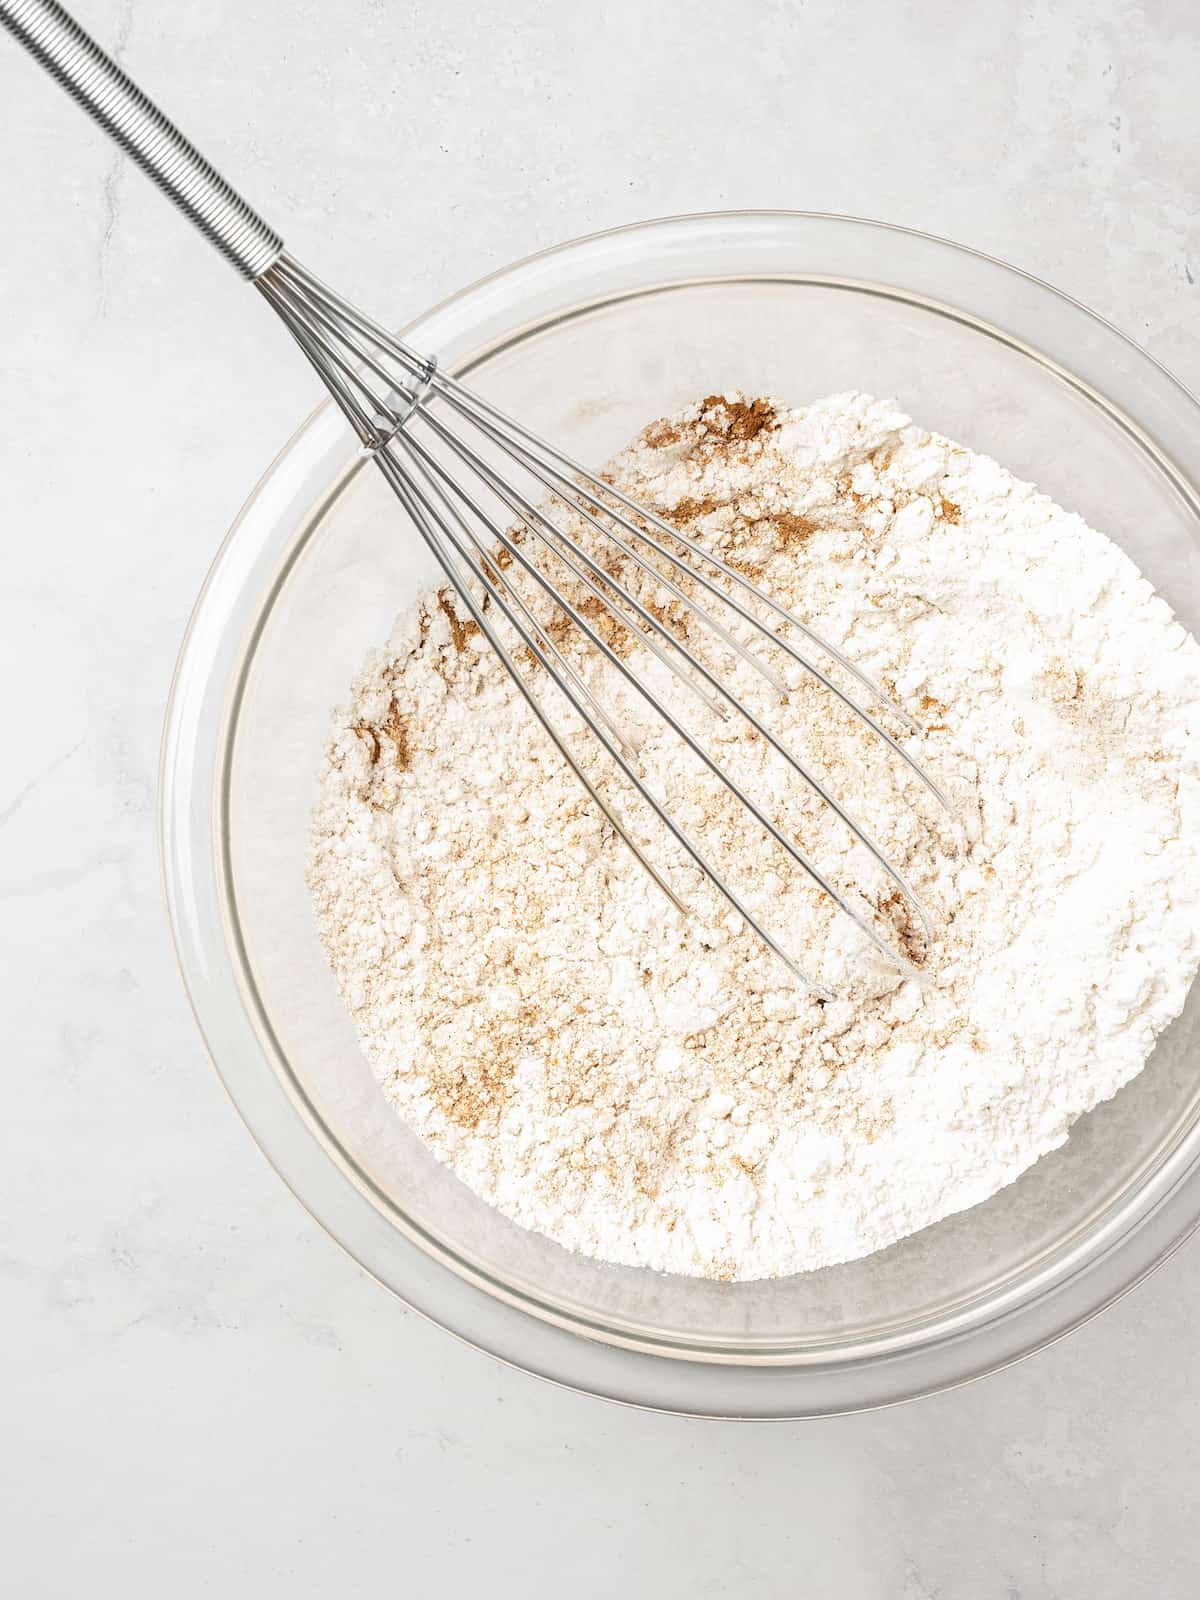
xmin=727 ymin=555 xmax=767 ymax=581
xmin=437 ymin=589 xmax=481 ymax=654
xmin=577 ymin=592 xmax=635 ymax=656
xmin=382 ymin=697 xmax=411 ymax=769
xmin=431 ymin=1054 xmax=514 ymax=1130
xmin=352 ymin=722 xmax=380 ymax=764
xmin=353 ymin=696 xmax=411 ymax=771
xmin=874 ymin=888 xmax=928 ymax=967
xmin=772 ymin=512 xmax=819 ymax=548
xmin=644 ymin=418 xmax=682 ymax=448
xmin=670 ymin=494 xmax=721 ymax=523
xmin=701 ymin=394 xmax=778 ymax=441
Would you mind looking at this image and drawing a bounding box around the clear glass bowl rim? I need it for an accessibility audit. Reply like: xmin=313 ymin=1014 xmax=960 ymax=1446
xmin=161 ymin=210 xmax=1200 ymax=1418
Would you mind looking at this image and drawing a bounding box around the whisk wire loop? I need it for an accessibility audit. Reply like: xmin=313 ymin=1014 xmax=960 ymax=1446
xmin=252 ymin=250 xmax=948 ymax=987
xmin=267 ymin=256 xmax=949 ymax=812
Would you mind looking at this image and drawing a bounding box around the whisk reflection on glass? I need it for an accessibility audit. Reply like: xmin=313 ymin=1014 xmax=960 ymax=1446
xmin=0 ymin=0 xmax=951 ymax=994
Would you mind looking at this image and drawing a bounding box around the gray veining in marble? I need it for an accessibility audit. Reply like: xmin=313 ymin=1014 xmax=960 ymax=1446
xmin=3 ymin=1 xmax=1199 ymax=1594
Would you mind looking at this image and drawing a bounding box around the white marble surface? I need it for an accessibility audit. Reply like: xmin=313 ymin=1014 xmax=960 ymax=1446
xmin=4 ymin=0 xmax=1200 ymax=1592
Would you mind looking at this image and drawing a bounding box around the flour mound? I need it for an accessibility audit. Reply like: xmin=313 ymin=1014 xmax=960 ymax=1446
xmin=308 ymin=391 xmax=1200 ymax=1280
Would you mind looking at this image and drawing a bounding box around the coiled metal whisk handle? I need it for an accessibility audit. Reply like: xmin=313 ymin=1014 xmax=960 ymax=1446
xmin=0 ymin=0 xmax=283 ymax=279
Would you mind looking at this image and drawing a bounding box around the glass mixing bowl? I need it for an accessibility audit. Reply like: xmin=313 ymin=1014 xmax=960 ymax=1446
xmin=162 ymin=213 xmax=1200 ymax=1417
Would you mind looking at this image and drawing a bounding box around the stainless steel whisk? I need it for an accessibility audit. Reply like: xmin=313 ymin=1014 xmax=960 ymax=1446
xmin=1 ymin=0 xmax=950 ymax=993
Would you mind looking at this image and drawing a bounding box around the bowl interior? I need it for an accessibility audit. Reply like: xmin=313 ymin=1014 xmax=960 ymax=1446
xmin=225 ymin=267 xmax=1200 ymax=1358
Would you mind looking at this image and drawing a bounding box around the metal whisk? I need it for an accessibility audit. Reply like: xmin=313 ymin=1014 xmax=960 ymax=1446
xmin=1 ymin=0 xmax=950 ymax=993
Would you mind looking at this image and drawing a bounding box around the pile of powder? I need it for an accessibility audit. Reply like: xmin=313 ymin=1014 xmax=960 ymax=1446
xmin=307 ymin=391 xmax=1200 ymax=1279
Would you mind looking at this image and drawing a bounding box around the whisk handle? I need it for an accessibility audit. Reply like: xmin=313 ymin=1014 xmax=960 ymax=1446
xmin=0 ymin=0 xmax=283 ymax=279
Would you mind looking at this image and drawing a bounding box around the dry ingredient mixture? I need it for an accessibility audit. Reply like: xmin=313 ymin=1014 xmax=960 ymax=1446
xmin=308 ymin=391 xmax=1200 ymax=1279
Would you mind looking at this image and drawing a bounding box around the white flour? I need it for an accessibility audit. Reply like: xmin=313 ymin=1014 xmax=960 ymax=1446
xmin=308 ymin=391 xmax=1200 ymax=1279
